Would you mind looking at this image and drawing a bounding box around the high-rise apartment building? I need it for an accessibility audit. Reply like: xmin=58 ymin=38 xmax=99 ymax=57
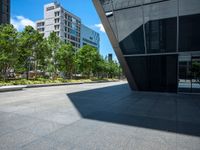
xmin=0 ymin=0 xmax=10 ymax=24
xmin=93 ymin=0 xmax=200 ymax=93
xmin=36 ymin=2 xmax=81 ymax=48
xmin=36 ymin=2 xmax=100 ymax=50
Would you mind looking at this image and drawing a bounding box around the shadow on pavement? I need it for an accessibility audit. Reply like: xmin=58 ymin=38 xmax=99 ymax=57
xmin=67 ymin=83 xmax=200 ymax=137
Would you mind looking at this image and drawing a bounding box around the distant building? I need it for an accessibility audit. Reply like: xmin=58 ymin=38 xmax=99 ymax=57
xmin=81 ymin=24 xmax=100 ymax=49
xmin=0 ymin=0 xmax=10 ymax=24
xmin=36 ymin=2 xmax=81 ymax=49
xmin=36 ymin=2 xmax=100 ymax=50
xmin=108 ymin=53 xmax=112 ymax=62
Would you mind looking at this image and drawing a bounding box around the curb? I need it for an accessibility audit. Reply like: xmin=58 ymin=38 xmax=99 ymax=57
xmin=84 ymin=80 xmax=119 ymax=84
xmin=0 ymin=85 xmax=27 ymax=92
xmin=0 ymin=80 xmax=122 ymax=92
xmin=26 ymin=82 xmax=84 ymax=88
xmin=27 ymin=80 xmax=120 ymax=88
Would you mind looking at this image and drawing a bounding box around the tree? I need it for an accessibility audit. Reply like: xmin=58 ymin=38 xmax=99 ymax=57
xmin=93 ymin=55 xmax=106 ymax=78
xmin=56 ymin=43 xmax=75 ymax=79
xmin=46 ymin=32 xmax=61 ymax=79
xmin=18 ymin=26 xmax=49 ymax=79
xmin=77 ymin=45 xmax=100 ymax=78
xmin=35 ymin=38 xmax=52 ymax=74
xmin=105 ymin=59 xmax=121 ymax=78
xmin=0 ymin=24 xmax=18 ymax=80
xmin=32 ymin=32 xmax=48 ymax=76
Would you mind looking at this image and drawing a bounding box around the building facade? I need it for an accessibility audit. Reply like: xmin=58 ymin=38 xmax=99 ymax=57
xmin=0 ymin=0 xmax=10 ymax=24
xmin=36 ymin=2 xmax=81 ymax=49
xmin=81 ymin=24 xmax=100 ymax=49
xmin=93 ymin=0 xmax=200 ymax=92
xmin=36 ymin=2 xmax=100 ymax=50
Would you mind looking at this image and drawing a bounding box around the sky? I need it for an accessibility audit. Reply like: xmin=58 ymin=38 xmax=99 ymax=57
xmin=10 ymin=0 xmax=116 ymax=60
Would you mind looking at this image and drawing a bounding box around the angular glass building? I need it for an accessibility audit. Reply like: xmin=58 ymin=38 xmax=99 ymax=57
xmin=93 ymin=0 xmax=200 ymax=93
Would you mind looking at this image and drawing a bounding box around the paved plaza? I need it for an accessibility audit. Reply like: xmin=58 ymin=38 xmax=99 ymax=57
xmin=0 ymin=81 xmax=200 ymax=150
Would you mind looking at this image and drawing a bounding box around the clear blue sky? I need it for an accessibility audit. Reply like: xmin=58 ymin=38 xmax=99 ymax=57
xmin=11 ymin=0 xmax=116 ymax=59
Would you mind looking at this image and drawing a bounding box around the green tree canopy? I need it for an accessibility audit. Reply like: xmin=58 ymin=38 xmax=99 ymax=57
xmin=56 ymin=43 xmax=75 ymax=79
xmin=77 ymin=45 xmax=100 ymax=78
xmin=17 ymin=26 xmax=40 ymax=72
xmin=0 ymin=24 xmax=18 ymax=79
xmin=46 ymin=32 xmax=61 ymax=78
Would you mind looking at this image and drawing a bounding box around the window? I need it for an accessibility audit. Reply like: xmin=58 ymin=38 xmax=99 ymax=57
xmin=125 ymin=54 xmax=178 ymax=92
xmin=70 ymin=41 xmax=76 ymax=47
xmin=72 ymin=23 xmax=77 ymax=31
xmin=69 ymin=29 xmax=77 ymax=36
xmin=68 ymin=22 xmax=72 ymax=27
xmin=145 ymin=17 xmax=177 ymax=53
xmin=37 ymin=22 xmax=44 ymax=27
xmin=37 ymin=28 xmax=44 ymax=32
xmin=54 ymin=25 xmax=59 ymax=30
xmin=72 ymin=17 xmax=77 ymax=24
xmin=179 ymin=14 xmax=200 ymax=52
xmin=68 ymin=16 xmax=72 ymax=21
xmin=143 ymin=1 xmax=177 ymax=53
xmin=116 ymin=6 xmax=145 ymax=55
xmin=55 ymin=11 xmax=60 ymax=17
xmin=70 ymin=35 xmax=76 ymax=41
xmin=65 ymin=14 xmax=68 ymax=19
xmin=55 ymin=18 xmax=59 ymax=23
xmin=56 ymin=32 xmax=59 ymax=36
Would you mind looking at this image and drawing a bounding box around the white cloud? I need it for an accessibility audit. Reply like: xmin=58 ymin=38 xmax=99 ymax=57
xmin=94 ymin=23 xmax=105 ymax=33
xmin=11 ymin=16 xmax=35 ymax=31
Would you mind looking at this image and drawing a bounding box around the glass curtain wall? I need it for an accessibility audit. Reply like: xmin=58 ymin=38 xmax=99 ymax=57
xmin=97 ymin=0 xmax=200 ymax=92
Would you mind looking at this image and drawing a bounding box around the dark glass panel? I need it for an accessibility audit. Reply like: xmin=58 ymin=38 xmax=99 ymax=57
xmin=119 ymin=26 xmax=145 ymax=55
xmin=126 ymin=54 xmax=178 ymax=92
xmin=179 ymin=14 xmax=200 ymax=52
xmin=145 ymin=17 xmax=177 ymax=53
xmin=115 ymin=6 xmax=145 ymax=55
xmin=179 ymin=62 xmax=191 ymax=80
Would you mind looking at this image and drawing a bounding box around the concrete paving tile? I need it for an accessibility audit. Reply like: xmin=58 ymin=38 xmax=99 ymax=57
xmin=176 ymin=134 xmax=200 ymax=150
xmin=0 ymin=105 xmax=28 ymax=113
xmin=0 ymin=112 xmax=21 ymax=122
xmin=127 ymin=137 xmax=174 ymax=150
xmin=0 ymin=115 xmax=40 ymax=130
xmin=49 ymin=113 xmax=81 ymax=125
xmin=0 ymin=124 xmax=16 ymax=137
xmin=19 ymin=120 xmax=65 ymax=137
xmin=44 ymin=119 xmax=107 ymax=146
xmin=13 ymin=106 xmax=50 ymax=115
xmin=134 ymin=127 xmax=177 ymax=147
xmin=71 ymin=129 xmax=131 ymax=150
xmin=21 ymin=137 xmax=73 ymax=150
xmin=0 ymin=130 xmax=39 ymax=150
